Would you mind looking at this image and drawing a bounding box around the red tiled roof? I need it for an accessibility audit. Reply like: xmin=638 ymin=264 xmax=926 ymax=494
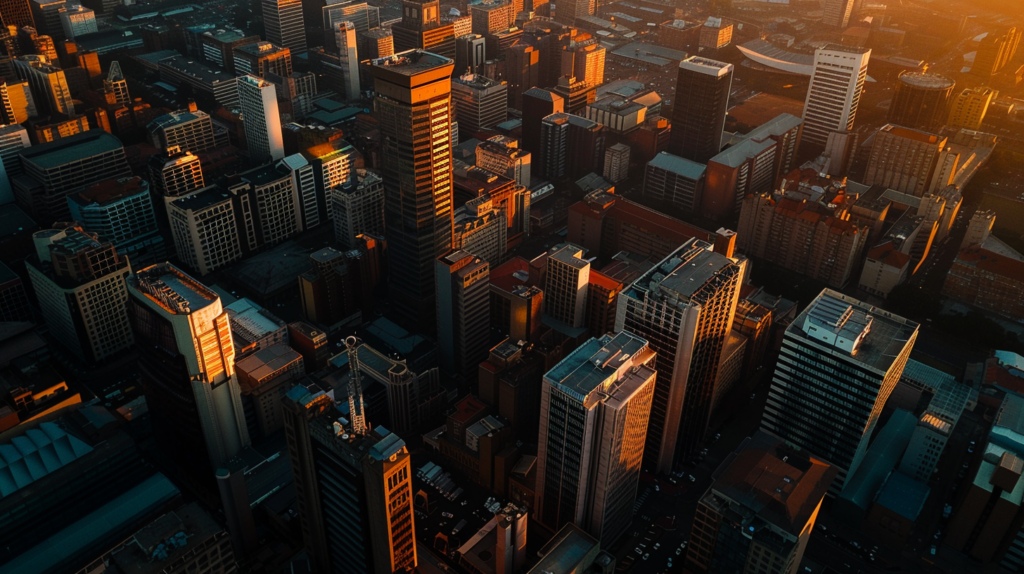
xmin=868 ymin=241 xmax=911 ymax=269
xmin=490 ymin=256 xmax=531 ymax=293
xmin=955 ymin=246 xmax=1024 ymax=284
xmin=589 ymin=269 xmax=623 ymax=292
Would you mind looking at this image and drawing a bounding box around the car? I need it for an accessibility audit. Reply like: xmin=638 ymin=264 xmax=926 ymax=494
xmin=654 ymin=543 xmax=660 ymax=550
xmin=668 ymin=477 xmax=678 ymax=485
xmin=654 ymin=485 xmax=660 ymax=492
xmin=442 ymin=512 xmax=453 ymax=518
xmin=714 ymin=433 xmax=721 ymax=441
xmin=676 ymin=548 xmax=682 ymax=556
xmin=642 ymin=553 xmax=649 ymax=561
xmin=968 ymin=446 xmax=975 ymax=453
xmin=634 ymin=548 xmax=642 ymax=555
xmin=688 ymin=475 xmax=696 ymax=483
xmin=963 ymin=463 xmax=970 ymax=469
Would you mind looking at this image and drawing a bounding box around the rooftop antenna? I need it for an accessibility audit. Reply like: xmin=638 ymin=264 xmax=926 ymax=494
xmin=345 ymin=335 xmax=369 ymax=436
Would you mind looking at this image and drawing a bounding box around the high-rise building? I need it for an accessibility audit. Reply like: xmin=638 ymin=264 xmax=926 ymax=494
xmin=553 ymin=0 xmax=592 ymax=25
xmin=476 ymin=136 xmax=531 ymax=188
xmin=0 ymin=124 xmax=30 ymax=181
xmin=455 ymin=33 xmax=487 ymax=75
xmin=452 ymin=195 xmax=507 ymax=264
xmin=802 ymin=45 xmax=871 ymax=148
xmin=669 ymin=56 xmax=732 ymax=164
xmin=298 ymin=247 xmax=362 ymax=328
xmin=0 ymin=80 xmax=37 ymax=124
xmin=822 ymin=0 xmax=855 ymax=28
xmin=301 ymin=137 xmax=357 ymax=228
xmin=30 ymin=0 xmax=66 ymax=41
xmin=436 ymin=250 xmax=490 ymax=377
xmin=391 ymin=0 xmax=456 ymax=58
xmin=14 ymin=55 xmax=73 ymax=116
xmin=947 ymin=86 xmax=996 ymax=130
xmin=536 ymin=331 xmax=656 ymax=544
xmin=761 ymin=289 xmax=918 ymax=492
xmin=233 ymin=161 xmax=302 ymax=250
xmin=263 ymin=0 xmax=306 ymax=54
xmin=685 ymin=432 xmax=837 ymax=574
xmin=27 ymin=224 xmax=134 ymax=362
xmin=563 ymin=37 xmax=605 ymax=89
xmin=368 ymin=51 xmax=455 ymax=328
xmin=103 ymin=61 xmax=130 ymax=105
xmin=14 ymin=130 xmax=131 ymax=221
xmin=233 ymin=41 xmax=293 ymax=78
xmin=58 ymin=3 xmax=96 ymax=39
xmin=545 ymin=243 xmax=590 ymax=328
xmin=336 ymin=21 xmax=361 ymax=99
xmin=888 ymin=71 xmax=955 ymax=133
xmin=68 ymin=177 xmax=166 ymax=267
xmin=504 ymin=44 xmax=540 ymax=111
xmin=643 ymin=151 xmax=707 ymax=212
xmin=127 ymin=263 xmax=251 ymax=496
xmin=970 ymin=26 xmax=1020 ymax=81
xmin=282 ymin=384 xmax=417 ymax=574
xmin=540 ymin=112 xmax=604 ymax=180
xmin=148 ymin=148 xmax=205 ymax=201
xmin=521 ymin=88 xmax=563 ymax=174
xmin=616 ymin=238 xmax=743 ymax=473
xmin=699 ymin=16 xmax=732 ymax=49
xmin=238 ymin=75 xmax=285 ymax=162
xmin=863 ymin=124 xmax=946 ymax=197
xmin=470 ymin=0 xmax=514 ymax=35
xmin=603 ymin=142 xmax=630 ymax=183
xmin=552 ymin=75 xmax=595 ymax=115
xmin=0 ymin=0 xmax=34 ymax=28
xmin=358 ymin=29 xmax=394 ymax=87
xmin=168 ymin=187 xmax=242 ymax=275
xmin=147 ymin=106 xmax=220 ymax=153
xmin=451 ymin=73 xmax=508 ymax=139
xmin=333 ymin=169 xmax=384 ymax=250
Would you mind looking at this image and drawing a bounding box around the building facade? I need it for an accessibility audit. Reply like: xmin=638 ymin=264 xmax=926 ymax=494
xmin=801 ymin=45 xmax=871 ymax=148
xmin=668 ymin=57 xmax=732 ymax=164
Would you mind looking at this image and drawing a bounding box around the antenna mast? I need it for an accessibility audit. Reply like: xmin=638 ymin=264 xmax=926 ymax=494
xmin=345 ymin=336 xmax=368 ymax=436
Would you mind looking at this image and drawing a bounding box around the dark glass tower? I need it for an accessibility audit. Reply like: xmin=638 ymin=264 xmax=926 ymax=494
xmin=668 ymin=56 xmax=733 ymax=164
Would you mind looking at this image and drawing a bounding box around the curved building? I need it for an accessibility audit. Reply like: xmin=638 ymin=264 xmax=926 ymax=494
xmin=888 ymin=71 xmax=954 ymax=132
xmin=737 ymin=39 xmax=815 ymax=76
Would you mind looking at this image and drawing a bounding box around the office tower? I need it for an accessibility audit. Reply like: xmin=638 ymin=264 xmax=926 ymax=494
xmin=802 ymin=45 xmax=871 ymax=148
xmin=323 ymin=1 xmax=379 ymax=38
xmin=563 ymin=37 xmax=605 ymax=88
xmin=0 ymin=261 xmax=31 ymax=322
xmin=552 ymin=75 xmax=595 ymax=115
xmin=822 ymin=0 xmax=854 ymax=27
xmin=200 ymin=29 xmax=261 ymax=72
xmin=127 ymin=263 xmax=251 ymax=496
xmin=436 ymin=250 xmax=490 ymax=377
xmin=358 ymin=29 xmax=394 ymax=87
xmin=554 ymin=0 xmax=592 ymax=25
xmin=263 ymin=0 xmax=306 ymax=54
xmin=477 ymin=136 xmax=531 ymax=187
xmin=14 ymin=55 xmax=73 ymax=116
xmin=455 ymin=33 xmax=487 ymax=75
xmin=643 ymin=151 xmax=707 ymax=212
xmin=58 ymin=4 xmax=95 ymax=39
xmin=333 ymin=170 xmax=384 ymax=249
xmin=948 ymin=86 xmax=996 ymax=130
xmin=971 ymin=26 xmax=1020 ymax=81
xmin=148 ymin=106 xmax=219 ymax=153
xmin=699 ymin=16 xmax=733 ymax=49
xmin=761 ymin=289 xmax=918 ymax=492
xmin=603 ymin=142 xmax=630 ymax=183
xmin=0 ymin=80 xmax=36 ymax=124
xmin=283 ymin=385 xmax=417 ymax=574
xmin=298 ymin=247 xmax=359 ymax=328
xmin=149 ymin=148 xmax=204 ymax=201
xmin=30 ymin=0 xmax=66 ymax=41
xmin=0 ymin=0 xmax=34 ymax=28
xmin=233 ymin=41 xmax=292 ymax=78
xmin=336 ymin=22 xmax=360 ymax=99
xmin=471 ymin=0 xmax=513 ymax=35
xmin=452 ymin=195 xmax=507 ymax=264
xmin=168 ymin=188 xmax=242 ymax=275
xmin=0 ymin=124 xmax=30 ymax=181
xmin=898 ymin=380 xmax=970 ymax=483
xmin=616 ymin=238 xmax=742 ymax=473
xmin=103 ymin=61 xmax=130 ymax=104
xmin=288 ymin=321 xmax=329 ymax=371
xmin=888 ymin=71 xmax=954 ymax=132
xmin=301 ymin=137 xmax=357 ymax=228
xmin=391 ymin=0 xmax=456 ymax=58
xmin=368 ymin=51 xmax=455 ymax=327
xmin=68 ymin=177 xmax=166 ymax=267
xmin=540 ymin=112 xmax=604 ymax=181
xmin=14 ymin=130 xmax=131 ymax=222
xmin=536 ymin=331 xmax=656 ymax=544
xmin=863 ymin=124 xmax=946 ymax=197
xmin=232 ymin=162 xmax=302 ymax=251
xmin=238 ymin=75 xmax=285 ymax=162
xmin=521 ymin=88 xmax=563 ymax=173
xmin=451 ymin=73 xmax=507 ymax=138
xmin=545 ymin=243 xmax=590 ymax=328
xmin=669 ymin=56 xmax=732 ymax=164
xmin=27 ymin=224 xmax=133 ymax=362
xmin=504 ymin=44 xmax=539 ymax=111
xmin=685 ymin=432 xmax=837 ymax=574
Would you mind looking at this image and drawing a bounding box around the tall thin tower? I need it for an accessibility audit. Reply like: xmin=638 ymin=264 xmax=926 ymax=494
xmin=345 ymin=335 xmax=369 ymax=436
xmin=336 ymin=21 xmax=361 ymax=100
xmin=238 ymin=74 xmax=285 ymax=162
xmin=801 ymin=44 xmax=871 ymax=148
xmin=367 ymin=50 xmax=455 ymax=328
xmin=104 ymin=61 xmax=130 ymax=104
xmin=668 ymin=56 xmax=733 ymax=164
xmin=263 ymin=0 xmax=307 ymax=54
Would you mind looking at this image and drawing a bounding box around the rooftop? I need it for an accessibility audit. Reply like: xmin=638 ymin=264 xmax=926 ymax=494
xmin=679 ymin=56 xmax=733 ymax=77
xmin=544 ymin=331 xmax=650 ymax=401
xmin=236 ymin=344 xmax=302 ymax=387
xmin=169 ymin=186 xmax=231 ymax=212
xmin=159 ymin=55 xmax=236 ymax=83
xmin=737 ymin=39 xmax=814 ymax=76
xmin=898 ymin=71 xmax=955 ymax=90
xmin=70 ymin=176 xmax=149 ymax=206
xmin=879 ymin=124 xmax=945 ymax=145
xmin=527 ymin=523 xmax=600 ymax=574
xmin=132 ymin=263 xmax=218 ymax=316
xmin=19 ymin=131 xmax=124 ymax=170
xmin=874 ymin=471 xmax=930 ymax=521
xmin=648 ymin=151 xmax=707 ymax=180
xmin=366 ymin=50 xmax=454 ymax=85
xmin=112 ymin=502 xmax=226 ymax=574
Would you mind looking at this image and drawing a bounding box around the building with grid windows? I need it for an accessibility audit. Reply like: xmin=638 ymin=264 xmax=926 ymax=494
xmin=14 ymin=55 xmax=74 ymax=117
xmin=233 ymin=41 xmax=292 ymax=78
xmin=615 ymin=238 xmax=742 ymax=474
xmin=452 ymin=196 xmax=507 ymax=265
xmin=233 ymin=161 xmax=301 ymax=251
xmin=898 ymin=379 xmax=971 ymax=483
xmin=0 ymin=261 xmax=31 ymax=322
xmin=536 ymin=331 xmax=656 ymax=545
xmin=238 ymin=75 xmax=285 ymax=162
xmin=168 ymin=187 xmax=242 ymax=276
xmin=451 ymin=73 xmax=508 ymax=139
xmin=262 ymin=0 xmax=306 ymax=54
xmin=669 ymin=57 xmax=732 ymax=164
xmin=302 ymin=137 xmax=357 ymax=230
xmin=436 ymin=250 xmax=490 ymax=378
xmin=333 ymin=169 xmax=384 ymax=250
xmin=27 ymin=225 xmax=134 ymax=363
xmin=761 ymin=289 xmax=918 ymax=493
xmin=801 ymin=45 xmax=871 ymax=148
xmin=643 ymin=151 xmax=707 ymax=213
xmin=147 ymin=107 xmax=220 ymax=153
xmin=68 ymin=177 xmax=166 ymax=268
xmin=545 ymin=244 xmax=590 ymax=329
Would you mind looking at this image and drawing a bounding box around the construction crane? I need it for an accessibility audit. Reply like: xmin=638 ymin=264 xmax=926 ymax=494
xmin=345 ymin=335 xmax=369 ymax=436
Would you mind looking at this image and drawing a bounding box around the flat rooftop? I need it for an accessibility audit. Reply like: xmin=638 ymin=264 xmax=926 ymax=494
xmin=648 ymin=151 xmax=706 ymax=180
xmin=366 ymin=50 xmax=454 ymax=85
xmin=899 ymin=71 xmax=954 ymax=90
xmin=545 ymin=331 xmax=648 ymax=400
xmin=133 ymin=263 xmax=218 ymax=315
xmin=527 ymin=523 xmax=599 ymax=574
xmin=679 ymin=56 xmax=733 ymax=77
xmin=19 ymin=131 xmax=124 ymax=170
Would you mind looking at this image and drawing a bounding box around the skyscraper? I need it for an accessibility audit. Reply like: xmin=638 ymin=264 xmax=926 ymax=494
xmin=535 ymin=331 xmax=657 ymax=545
xmin=455 ymin=33 xmax=487 ymax=75
xmin=233 ymin=41 xmax=293 ymax=78
xmin=553 ymin=0 xmax=593 ymax=26
xmin=148 ymin=148 xmax=205 ymax=201
xmin=801 ymin=45 xmax=871 ymax=148
xmin=504 ymin=44 xmax=539 ymax=110
xmin=863 ymin=124 xmax=946 ymax=197
xmin=147 ymin=106 xmax=219 ymax=153
xmin=436 ymin=250 xmax=490 ymax=378
xmin=333 ymin=169 xmax=384 ymax=249
xmin=29 ymin=0 xmax=66 ymax=41
xmin=822 ymin=0 xmax=855 ymax=28
xmin=544 ymin=243 xmax=590 ymax=328
xmin=616 ymin=238 xmax=743 ymax=473
xmin=27 ymin=225 xmax=134 ymax=362
xmin=283 ymin=383 xmax=418 ymax=574
xmin=451 ymin=73 xmax=508 ymax=138
xmin=521 ymin=88 xmax=563 ymax=174
xmin=68 ymin=177 xmax=166 ymax=267
xmin=368 ymin=50 xmax=455 ymax=327
xmin=103 ymin=61 xmax=130 ymax=104
xmin=669 ymin=56 xmax=732 ymax=164
xmin=14 ymin=55 xmax=74 ymax=116
xmin=58 ymin=3 xmax=96 ymax=39
xmin=168 ymin=188 xmax=243 ymax=275
xmin=947 ymin=86 xmax=996 ymax=130
xmin=127 ymin=263 xmax=252 ymax=495
xmin=391 ymin=0 xmax=456 ymax=58
xmin=336 ymin=21 xmax=361 ymax=99
xmin=888 ymin=71 xmax=955 ymax=133
xmin=263 ymin=0 xmax=306 ymax=54
xmin=0 ymin=80 xmax=37 ymax=124
xmin=761 ymin=289 xmax=918 ymax=492
xmin=237 ymin=75 xmax=285 ymax=162
xmin=0 ymin=124 xmax=30 ymax=180
xmin=0 ymin=0 xmax=34 ymax=29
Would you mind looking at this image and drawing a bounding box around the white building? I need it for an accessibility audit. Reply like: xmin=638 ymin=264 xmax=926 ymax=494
xmin=59 ymin=4 xmax=97 ymax=40
xmin=237 ymin=75 xmax=285 ymax=162
xmin=279 ymin=154 xmax=319 ymax=232
xmin=801 ymin=45 xmax=871 ymax=147
xmin=168 ymin=187 xmax=242 ymax=276
xmin=545 ymin=244 xmax=590 ymax=328
xmin=332 ymin=169 xmax=384 ymax=249
xmin=336 ymin=21 xmax=360 ymax=100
